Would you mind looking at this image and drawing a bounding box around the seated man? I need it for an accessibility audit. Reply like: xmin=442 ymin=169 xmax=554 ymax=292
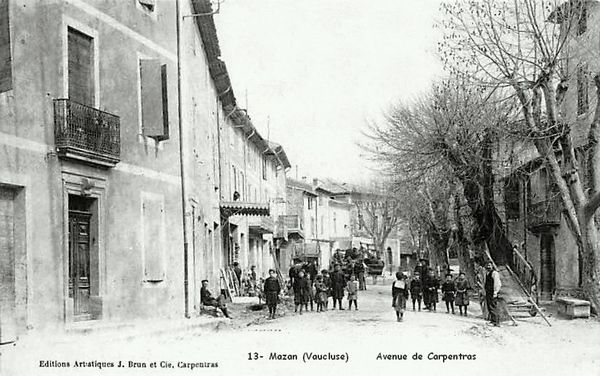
xmin=200 ymin=280 xmax=231 ymax=319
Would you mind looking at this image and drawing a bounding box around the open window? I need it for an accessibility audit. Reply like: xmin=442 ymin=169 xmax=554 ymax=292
xmin=140 ymin=59 xmax=169 ymax=141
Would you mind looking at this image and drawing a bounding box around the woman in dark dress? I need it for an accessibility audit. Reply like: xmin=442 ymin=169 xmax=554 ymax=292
xmin=264 ymin=269 xmax=281 ymax=319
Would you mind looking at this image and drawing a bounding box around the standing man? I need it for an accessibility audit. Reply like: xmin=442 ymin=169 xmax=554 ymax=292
xmin=330 ymin=264 xmax=346 ymax=310
xmin=484 ymin=262 xmax=502 ymax=327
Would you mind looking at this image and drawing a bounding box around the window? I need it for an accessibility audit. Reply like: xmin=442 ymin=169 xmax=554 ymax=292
xmin=307 ymin=196 xmax=313 ymax=210
xmin=504 ymin=178 xmax=520 ymax=220
xmin=140 ymin=59 xmax=169 ymax=140
xmin=0 ymin=0 xmax=12 ymax=93
xmin=577 ymin=63 xmax=589 ymax=115
xmin=68 ymin=27 xmax=94 ymax=106
xmin=142 ymin=193 xmax=166 ymax=282
xmin=138 ymin=0 xmax=155 ymax=12
xmin=262 ymin=157 xmax=267 ymax=180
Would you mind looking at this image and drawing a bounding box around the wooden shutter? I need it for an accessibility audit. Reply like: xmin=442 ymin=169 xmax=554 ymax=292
xmin=0 ymin=0 xmax=12 ymax=93
xmin=160 ymin=64 xmax=169 ymax=140
xmin=68 ymin=28 xmax=94 ymax=106
xmin=142 ymin=198 xmax=165 ymax=282
xmin=140 ymin=60 xmax=169 ymax=140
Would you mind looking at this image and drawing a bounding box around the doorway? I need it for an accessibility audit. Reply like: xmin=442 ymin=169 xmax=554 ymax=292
xmin=68 ymin=195 xmax=96 ymax=321
xmin=539 ymin=233 xmax=556 ymax=301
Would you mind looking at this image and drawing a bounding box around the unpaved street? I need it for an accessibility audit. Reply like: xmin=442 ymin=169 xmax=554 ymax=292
xmin=4 ymin=281 xmax=599 ymax=376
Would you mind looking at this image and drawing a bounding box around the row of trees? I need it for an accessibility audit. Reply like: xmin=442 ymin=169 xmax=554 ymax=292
xmin=365 ymin=0 xmax=600 ymax=312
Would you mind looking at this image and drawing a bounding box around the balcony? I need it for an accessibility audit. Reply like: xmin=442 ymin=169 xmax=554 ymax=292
xmin=276 ymin=215 xmax=304 ymax=239
xmin=54 ymin=99 xmax=120 ymax=168
xmin=527 ymin=199 xmax=561 ymax=231
xmin=248 ymin=215 xmax=275 ymax=234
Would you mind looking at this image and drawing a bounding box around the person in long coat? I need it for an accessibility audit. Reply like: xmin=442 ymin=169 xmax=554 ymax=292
xmin=392 ymin=272 xmax=409 ymax=322
xmin=424 ymin=269 xmax=439 ymax=311
xmin=293 ymin=270 xmax=311 ymax=314
xmin=455 ymin=272 xmax=470 ymax=316
xmin=264 ymin=269 xmax=281 ymax=319
xmin=330 ymin=264 xmax=346 ymax=310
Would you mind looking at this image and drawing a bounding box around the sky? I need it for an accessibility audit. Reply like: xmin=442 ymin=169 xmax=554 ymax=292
xmin=215 ymin=0 xmax=444 ymax=182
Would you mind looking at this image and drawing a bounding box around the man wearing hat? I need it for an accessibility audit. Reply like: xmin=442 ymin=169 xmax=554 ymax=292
xmin=200 ymin=280 xmax=231 ymax=318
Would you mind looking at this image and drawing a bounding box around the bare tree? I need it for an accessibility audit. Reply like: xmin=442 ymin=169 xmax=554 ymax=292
xmin=365 ymin=81 xmax=515 ymax=274
xmin=439 ymin=0 xmax=600 ymax=311
xmin=353 ymin=183 xmax=403 ymax=258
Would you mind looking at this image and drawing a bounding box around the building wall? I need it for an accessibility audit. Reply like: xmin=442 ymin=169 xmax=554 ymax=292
xmin=0 ymin=0 xmax=190 ymax=334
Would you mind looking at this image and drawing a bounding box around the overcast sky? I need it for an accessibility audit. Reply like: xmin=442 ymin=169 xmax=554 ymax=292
xmin=215 ymin=0 xmax=443 ymax=182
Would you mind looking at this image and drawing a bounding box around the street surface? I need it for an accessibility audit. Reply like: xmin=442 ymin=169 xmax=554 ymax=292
xmin=2 ymin=281 xmax=600 ymax=376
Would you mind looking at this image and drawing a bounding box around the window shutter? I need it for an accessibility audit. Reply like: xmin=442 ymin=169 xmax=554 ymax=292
xmin=0 ymin=0 xmax=12 ymax=93
xmin=140 ymin=59 xmax=168 ymax=139
xmin=68 ymin=28 xmax=94 ymax=106
xmin=160 ymin=64 xmax=169 ymax=140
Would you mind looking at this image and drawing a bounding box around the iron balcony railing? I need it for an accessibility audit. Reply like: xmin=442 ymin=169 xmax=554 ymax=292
xmin=527 ymin=198 xmax=561 ymax=230
xmin=54 ymin=99 xmax=120 ymax=167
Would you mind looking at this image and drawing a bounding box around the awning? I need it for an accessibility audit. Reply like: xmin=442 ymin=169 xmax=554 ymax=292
xmin=220 ymin=201 xmax=270 ymax=217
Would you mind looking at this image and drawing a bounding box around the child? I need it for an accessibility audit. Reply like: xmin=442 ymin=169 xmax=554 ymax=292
xmin=455 ymin=272 xmax=470 ymax=316
xmin=330 ymin=264 xmax=346 ymax=310
xmin=263 ymin=269 xmax=281 ymax=319
xmin=424 ymin=269 xmax=439 ymax=311
xmin=409 ymin=272 xmax=423 ymax=311
xmin=441 ymin=274 xmax=456 ymax=314
xmin=392 ymin=272 xmax=409 ymax=322
xmin=346 ymin=275 xmax=359 ymax=310
xmin=292 ymin=270 xmax=310 ymax=314
xmin=315 ymin=275 xmax=328 ymax=312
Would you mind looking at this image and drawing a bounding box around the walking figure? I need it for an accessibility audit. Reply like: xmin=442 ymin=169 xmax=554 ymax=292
xmin=441 ymin=274 xmax=456 ymax=314
xmin=392 ymin=272 xmax=409 ymax=322
xmin=346 ymin=275 xmax=359 ymax=310
xmin=322 ymin=269 xmax=331 ymax=310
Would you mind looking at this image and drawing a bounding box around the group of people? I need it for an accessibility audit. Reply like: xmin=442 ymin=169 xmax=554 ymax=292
xmin=390 ymin=264 xmax=472 ymax=322
xmin=289 ymin=262 xmax=361 ymax=314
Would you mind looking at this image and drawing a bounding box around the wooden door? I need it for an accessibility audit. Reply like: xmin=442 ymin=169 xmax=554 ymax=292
xmin=69 ymin=211 xmax=92 ymax=320
xmin=0 ymin=187 xmax=17 ymax=343
xmin=540 ymin=234 xmax=556 ymax=300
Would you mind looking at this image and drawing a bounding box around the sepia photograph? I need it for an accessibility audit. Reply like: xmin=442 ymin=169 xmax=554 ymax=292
xmin=0 ymin=0 xmax=600 ymax=375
